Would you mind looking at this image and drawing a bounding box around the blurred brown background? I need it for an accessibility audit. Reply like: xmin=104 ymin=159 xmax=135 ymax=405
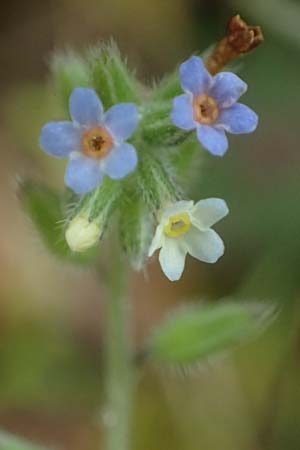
xmin=1 ymin=0 xmax=300 ymax=449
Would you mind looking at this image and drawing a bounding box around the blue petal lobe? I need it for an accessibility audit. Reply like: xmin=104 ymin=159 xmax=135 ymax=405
xmin=209 ymin=72 xmax=247 ymax=108
xmin=218 ymin=103 xmax=258 ymax=134
xmin=197 ymin=125 xmax=228 ymax=156
xmin=179 ymin=56 xmax=212 ymax=95
xmin=104 ymin=103 xmax=139 ymax=141
xmin=65 ymin=157 xmax=103 ymax=195
xmin=102 ymin=143 xmax=138 ymax=179
xmin=171 ymin=94 xmax=196 ymax=130
xmin=69 ymin=88 xmax=104 ymax=126
xmin=40 ymin=121 xmax=81 ymax=158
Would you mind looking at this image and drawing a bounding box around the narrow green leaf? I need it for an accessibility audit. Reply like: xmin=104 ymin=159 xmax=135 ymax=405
xmin=147 ymin=302 xmax=275 ymax=365
xmin=20 ymin=181 xmax=97 ymax=265
xmin=0 ymin=431 xmax=49 ymax=450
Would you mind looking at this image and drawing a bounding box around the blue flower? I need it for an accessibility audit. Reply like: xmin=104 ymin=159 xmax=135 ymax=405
xmin=171 ymin=56 xmax=258 ymax=156
xmin=40 ymin=88 xmax=140 ymax=194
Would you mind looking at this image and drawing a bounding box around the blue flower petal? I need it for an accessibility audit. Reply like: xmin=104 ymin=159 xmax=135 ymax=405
xmin=65 ymin=157 xmax=103 ymax=195
xmin=218 ymin=103 xmax=258 ymax=134
xmin=40 ymin=121 xmax=81 ymax=158
xmin=209 ymin=72 xmax=247 ymax=108
xmin=179 ymin=56 xmax=212 ymax=95
xmin=171 ymin=94 xmax=196 ymax=130
xmin=69 ymin=88 xmax=104 ymax=126
xmin=197 ymin=125 xmax=228 ymax=156
xmin=102 ymin=143 xmax=138 ymax=179
xmin=104 ymin=103 xmax=139 ymax=141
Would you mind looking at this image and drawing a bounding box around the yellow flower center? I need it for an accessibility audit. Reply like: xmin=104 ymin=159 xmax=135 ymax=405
xmin=82 ymin=127 xmax=113 ymax=159
xmin=193 ymin=94 xmax=219 ymax=125
xmin=164 ymin=212 xmax=191 ymax=238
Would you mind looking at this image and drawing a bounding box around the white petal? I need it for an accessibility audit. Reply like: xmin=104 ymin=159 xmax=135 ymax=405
xmin=159 ymin=238 xmax=187 ymax=281
xmin=191 ymin=198 xmax=229 ymax=230
xmin=161 ymin=200 xmax=194 ymax=223
xmin=184 ymin=227 xmax=225 ymax=263
xmin=148 ymin=224 xmax=164 ymax=257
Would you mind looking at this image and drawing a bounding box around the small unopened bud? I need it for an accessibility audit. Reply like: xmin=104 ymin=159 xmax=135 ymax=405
xmin=65 ymin=214 xmax=101 ymax=252
xmin=64 ymin=178 xmax=121 ymax=252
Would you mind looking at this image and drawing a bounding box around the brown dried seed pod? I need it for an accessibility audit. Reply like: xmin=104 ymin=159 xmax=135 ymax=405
xmin=206 ymin=15 xmax=264 ymax=75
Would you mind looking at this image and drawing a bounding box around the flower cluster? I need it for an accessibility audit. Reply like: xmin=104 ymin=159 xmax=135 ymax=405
xmin=40 ymin=55 xmax=258 ymax=281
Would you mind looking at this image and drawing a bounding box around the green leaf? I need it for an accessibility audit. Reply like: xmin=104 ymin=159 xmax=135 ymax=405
xmin=147 ymin=302 xmax=275 ymax=365
xmin=89 ymin=40 xmax=142 ymax=109
xmin=0 ymin=431 xmax=49 ymax=450
xmin=51 ymin=51 xmax=90 ymax=112
xmin=20 ymin=181 xmax=97 ymax=265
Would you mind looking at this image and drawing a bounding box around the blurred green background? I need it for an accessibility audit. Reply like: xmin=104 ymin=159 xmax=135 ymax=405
xmin=1 ymin=0 xmax=300 ymax=449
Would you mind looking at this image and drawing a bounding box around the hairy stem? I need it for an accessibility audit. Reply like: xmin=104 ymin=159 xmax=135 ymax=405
xmin=104 ymin=248 xmax=134 ymax=450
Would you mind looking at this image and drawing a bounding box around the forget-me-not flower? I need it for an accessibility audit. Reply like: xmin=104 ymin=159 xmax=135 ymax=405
xmin=40 ymin=88 xmax=140 ymax=194
xmin=171 ymin=56 xmax=258 ymax=156
xmin=148 ymin=198 xmax=228 ymax=281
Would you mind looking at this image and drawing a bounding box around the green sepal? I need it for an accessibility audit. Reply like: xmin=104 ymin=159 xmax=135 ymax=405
xmin=140 ymin=101 xmax=189 ymax=147
xmin=152 ymin=70 xmax=181 ymax=102
xmin=20 ymin=181 xmax=97 ymax=265
xmin=137 ymin=153 xmax=180 ymax=212
xmin=118 ymin=190 xmax=153 ymax=271
xmin=89 ymin=41 xmax=142 ymax=109
xmin=70 ymin=177 xmax=121 ymax=225
xmin=147 ymin=302 xmax=275 ymax=365
xmin=0 ymin=430 xmax=50 ymax=450
xmin=51 ymin=51 xmax=90 ymax=112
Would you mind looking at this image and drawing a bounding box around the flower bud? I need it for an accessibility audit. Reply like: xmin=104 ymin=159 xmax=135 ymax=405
xmin=90 ymin=41 xmax=141 ymax=109
xmin=65 ymin=177 xmax=121 ymax=252
xmin=65 ymin=214 xmax=102 ymax=252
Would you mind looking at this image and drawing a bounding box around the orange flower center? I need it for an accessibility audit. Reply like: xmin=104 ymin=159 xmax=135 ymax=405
xmin=193 ymin=94 xmax=219 ymax=125
xmin=82 ymin=127 xmax=113 ymax=159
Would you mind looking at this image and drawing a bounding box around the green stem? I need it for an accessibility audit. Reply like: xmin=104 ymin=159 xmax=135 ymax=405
xmin=104 ymin=251 xmax=134 ymax=450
